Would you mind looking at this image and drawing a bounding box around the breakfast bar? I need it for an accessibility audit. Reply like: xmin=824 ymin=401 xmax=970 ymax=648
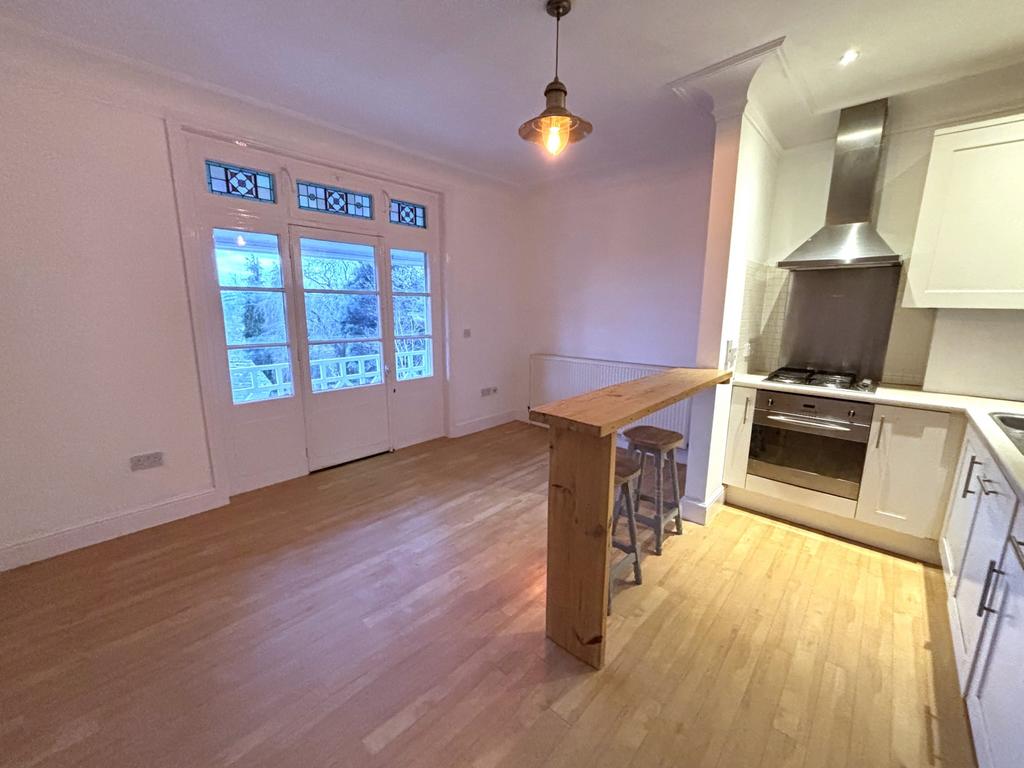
xmin=529 ymin=367 xmax=732 ymax=668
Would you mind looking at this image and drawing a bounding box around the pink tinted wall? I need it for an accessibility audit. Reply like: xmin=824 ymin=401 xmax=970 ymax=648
xmin=523 ymin=147 xmax=716 ymax=369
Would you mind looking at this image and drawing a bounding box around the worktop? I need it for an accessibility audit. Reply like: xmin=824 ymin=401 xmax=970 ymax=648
xmin=733 ymin=373 xmax=1024 ymax=501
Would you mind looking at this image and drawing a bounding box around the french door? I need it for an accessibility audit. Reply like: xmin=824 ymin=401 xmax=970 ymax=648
xmin=186 ymin=133 xmax=444 ymax=495
xmin=289 ymin=227 xmax=392 ymax=470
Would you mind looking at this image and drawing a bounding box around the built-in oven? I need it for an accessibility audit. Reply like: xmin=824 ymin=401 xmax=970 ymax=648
xmin=747 ymin=390 xmax=873 ymax=500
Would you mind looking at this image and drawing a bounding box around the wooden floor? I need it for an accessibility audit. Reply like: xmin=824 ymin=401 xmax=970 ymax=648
xmin=0 ymin=422 xmax=975 ymax=768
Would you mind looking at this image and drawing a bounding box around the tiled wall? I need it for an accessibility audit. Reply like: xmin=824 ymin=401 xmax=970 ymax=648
xmin=737 ymin=262 xmax=929 ymax=386
xmin=737 ymin=261 xmax=790 ymax=375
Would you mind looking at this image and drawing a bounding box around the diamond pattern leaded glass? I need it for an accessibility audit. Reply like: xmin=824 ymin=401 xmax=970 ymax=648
xmin=206 ymin=161 xmax=275 ymax=203
xmin=296 ymin=181 xmax=373 ymax=219
xmin=389 ymin=199 xmax=426 ymax=228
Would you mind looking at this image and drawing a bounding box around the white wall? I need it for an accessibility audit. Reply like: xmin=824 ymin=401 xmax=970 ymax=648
xmin=924 ymin=311 xmax=1024 ymax=401
xmin=0 ymin=25 xmax=531 ymax=567
xmin=523 ymin=152 xmax=715 ymax=372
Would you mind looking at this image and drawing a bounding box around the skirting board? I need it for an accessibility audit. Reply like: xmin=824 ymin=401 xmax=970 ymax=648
xmin=725 ymin=485 xmax=940 ymax=565
xmin=0 ymin=487 xmax=227 ymax=572
xmin=682 ymin=485 xmax=725 ymax=526
xmin=449 ymin=410 xmax=526 ymax=438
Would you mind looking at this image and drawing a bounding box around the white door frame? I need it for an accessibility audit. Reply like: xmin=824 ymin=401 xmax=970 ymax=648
xmin=165 ymin=119 xmax=450 ymax=499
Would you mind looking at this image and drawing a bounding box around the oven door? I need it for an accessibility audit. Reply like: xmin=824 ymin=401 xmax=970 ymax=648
xmin=748 ymin=408 xmax=871 ymax=500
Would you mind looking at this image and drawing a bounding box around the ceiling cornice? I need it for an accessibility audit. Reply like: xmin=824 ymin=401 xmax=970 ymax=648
xmin=669 ymin=37 xmax=786 ymax=123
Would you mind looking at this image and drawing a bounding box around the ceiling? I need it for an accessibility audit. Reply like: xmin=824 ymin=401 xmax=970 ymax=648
xmin=3 ymin=0 xmax=1023 ymax=185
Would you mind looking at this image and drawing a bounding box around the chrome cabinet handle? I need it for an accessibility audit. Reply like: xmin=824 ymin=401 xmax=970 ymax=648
xmin=979 ymin=477 xmax=999 ymax=496
xmin=1012 ymin=538 xmax=1024 ymax=570
xmin=1011 ymin=538 xmax=1024 ymax=570
xmin=977 ymin=560 xmax=1003 ymax=617
xmin=742 ymin=396 xmax=750 ymax=425
xmin=875 ymin=415 xmax=885 ymax=449
xmin=961 ymin=456 xmax=981 ymax=499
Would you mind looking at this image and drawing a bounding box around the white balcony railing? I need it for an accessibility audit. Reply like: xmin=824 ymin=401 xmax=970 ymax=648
xmin=230 ymin=352 xmax=430 ymax=403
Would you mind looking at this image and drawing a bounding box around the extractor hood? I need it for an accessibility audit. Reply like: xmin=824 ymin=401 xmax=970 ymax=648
xmin=779 ymin=99 xmax=900 ymax=270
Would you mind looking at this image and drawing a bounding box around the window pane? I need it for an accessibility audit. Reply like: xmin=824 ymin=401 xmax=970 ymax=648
xmin=309 ymin=342 xmax=383 ymax=391
xmin=305 ymin=293 xmax=380 ymax=340
xmin=300 ymin=238 xmax=376 ymax=290
xmin=227 ymin=347 xmax=293 ymax=403
xmin=220 ymin=290 xmax=288 ymax=345
xmin=213 ymin=230 xmax=282 ymax=288
xmin=395 ymin=338 xmax=433 ymax=381
xmin=391 ymin=249 xmax=427 ymax=293
xmin=393 ymin=295 xmax=430 ymax=336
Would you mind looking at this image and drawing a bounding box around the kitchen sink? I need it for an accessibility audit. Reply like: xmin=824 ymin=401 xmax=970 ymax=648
xmin=992 ymin=413 xmax=1024 ymax=454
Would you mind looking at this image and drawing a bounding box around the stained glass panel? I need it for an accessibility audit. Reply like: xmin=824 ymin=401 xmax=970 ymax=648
xmin=206 ymin=161 xmax=275 ymax=203
xmin=297 ymin=181 xmax=373 ymax=219
xmin=389 ymin=199 xmax=426 ymax=228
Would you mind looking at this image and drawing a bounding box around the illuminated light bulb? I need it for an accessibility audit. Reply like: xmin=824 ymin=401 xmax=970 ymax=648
xmin=235 ymin=235 xmax=247 ymax=247
xmin=541 ymin=115 xmax=571 ymax=157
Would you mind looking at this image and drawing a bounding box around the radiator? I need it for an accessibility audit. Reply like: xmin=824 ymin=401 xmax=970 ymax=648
xmin=529 ymin=353 xmax=691 ymax=449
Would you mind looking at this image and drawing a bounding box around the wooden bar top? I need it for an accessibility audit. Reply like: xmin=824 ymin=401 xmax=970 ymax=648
xmin=529 ymin=367 xmax=732 ymax=437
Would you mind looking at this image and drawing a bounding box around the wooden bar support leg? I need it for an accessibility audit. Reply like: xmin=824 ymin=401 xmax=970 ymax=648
xmin=544 ymin=426 xmax=615 ymax=669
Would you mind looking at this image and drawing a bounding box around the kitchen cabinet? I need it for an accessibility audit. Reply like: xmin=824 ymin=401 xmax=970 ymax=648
xmin=722 ymin=385 xmax=755 ymax=488
xmin=906 ymin=111 xmax=1024 ymax=309
xmin=940 ymin=428 xmax=984 ymax=590
xmin=966 ymin=531 xmax=1024 ymax=768
xmin=950 ymin=461 xmax=1017 ymax=692
xmin=855 ymin=405 xmax=962 ymax=538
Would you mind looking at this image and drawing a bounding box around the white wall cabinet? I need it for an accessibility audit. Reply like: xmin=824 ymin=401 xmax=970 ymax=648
xmin=855 ymin=405 xmax=962 ymax=538
xmin=940 ymin=428 xmax=984 ymax=590
xmin=722 ymin=386 xmax=755 ymax=488
xmin=966 ymin=531 xmax=1024 ymax=768
xmin=906 ymin=112 xmax=1024 ymax=309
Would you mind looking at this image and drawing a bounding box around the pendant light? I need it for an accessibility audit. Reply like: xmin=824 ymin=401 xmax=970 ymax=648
xmin=518 ymin=0 xmax=592 ymax=158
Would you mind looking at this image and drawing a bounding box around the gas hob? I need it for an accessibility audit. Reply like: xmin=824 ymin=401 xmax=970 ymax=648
xmin=765 ymin=367 xmax=876 ymax=392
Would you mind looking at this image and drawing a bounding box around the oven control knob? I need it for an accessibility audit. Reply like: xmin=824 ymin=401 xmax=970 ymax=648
xmin=767 ymin=397 xmax=774 ymax=407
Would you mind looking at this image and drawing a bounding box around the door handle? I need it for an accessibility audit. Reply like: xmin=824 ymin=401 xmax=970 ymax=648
xmin=765 ymin=415 xmax=851 ymax=432
xmin=742 ymin=396 xmax=750 ymax=425
xmin=961 ymin=456 xmax=981 ymax=498
xmin=977 ymin=559 xmax=1003 ymax=617
xmin=978 ymin=476 xmax=999 ymax=496
xmin=875 ymin=415 xmax=885 ymax=449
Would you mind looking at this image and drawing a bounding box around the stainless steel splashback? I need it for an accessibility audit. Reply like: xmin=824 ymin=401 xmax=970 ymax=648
xmin=779 ymin=265 xmax=900 ymax=381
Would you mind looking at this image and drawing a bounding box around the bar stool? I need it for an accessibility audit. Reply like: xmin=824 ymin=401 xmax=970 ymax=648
xmin=608 ymin=448 xmax=643 ymax=614
xmin=624 ymin=425 xmax=684 ymax=555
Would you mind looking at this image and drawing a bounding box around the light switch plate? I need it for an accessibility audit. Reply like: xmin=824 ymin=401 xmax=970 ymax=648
xmin=130 ymin=452 xmax=164 ymax=471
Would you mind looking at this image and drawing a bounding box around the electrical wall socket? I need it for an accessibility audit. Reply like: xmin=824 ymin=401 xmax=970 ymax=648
xmin=130 ymin=451 xmax=164 ymax=471
xmin=480 ymin=386 xmax=498 ymax=397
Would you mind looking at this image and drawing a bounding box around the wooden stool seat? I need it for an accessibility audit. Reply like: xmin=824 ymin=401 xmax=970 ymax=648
xmin=623 ymin=425 xmax=684 ymax=451
xmin=614 ymin=448 xmax=641 ymax=484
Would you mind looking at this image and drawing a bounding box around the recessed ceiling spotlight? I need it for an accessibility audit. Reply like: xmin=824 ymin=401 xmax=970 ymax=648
xmin=839 ymin=49 xmax=860 ymax=67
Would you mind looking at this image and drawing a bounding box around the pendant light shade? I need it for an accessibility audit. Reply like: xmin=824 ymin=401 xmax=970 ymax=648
xmin=519 ymin=0 xmax=592 ymax=158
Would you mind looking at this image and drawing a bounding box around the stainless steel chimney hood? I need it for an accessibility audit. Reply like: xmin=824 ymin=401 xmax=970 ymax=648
xmin=779 ymin=99 xmax=900 ymax=270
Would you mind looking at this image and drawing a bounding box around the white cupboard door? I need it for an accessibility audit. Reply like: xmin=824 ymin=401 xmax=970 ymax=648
xmin=954 ymin=469 xmax=1016 ymax=679
xmin=855 ymin=405 xmax=958 ymax=538
xmin=967 ymin=538 xmax=1024 ymax=768
xmin=940 ymin=430 xmax=984 ymax=590
xmin=906 ymin=112 xmax=1024 ymax=309
xmin=723 ymin=386 xmax=755 ymax=488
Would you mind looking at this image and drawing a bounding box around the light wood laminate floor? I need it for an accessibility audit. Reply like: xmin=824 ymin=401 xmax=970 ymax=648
xmin=0 ymin=422 xmax=975 ymax=768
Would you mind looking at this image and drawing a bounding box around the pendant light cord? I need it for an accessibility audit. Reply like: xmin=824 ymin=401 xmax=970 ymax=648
xmin=554 ymin=14 xmax=560 ymax=80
